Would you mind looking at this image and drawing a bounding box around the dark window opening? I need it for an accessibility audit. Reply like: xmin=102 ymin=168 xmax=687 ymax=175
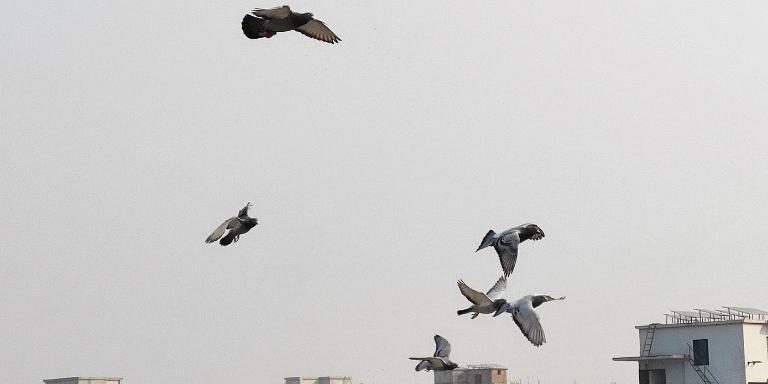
xmin=639 ymin=369 xmax=665 ymax=384
xmin=693 ymin=339 xmax=709 ymax=366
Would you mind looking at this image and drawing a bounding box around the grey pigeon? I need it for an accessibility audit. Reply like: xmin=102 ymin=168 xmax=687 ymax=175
xmin=241 ymin=5 xmax=341 ymax=44
xmin=205 ymin=203 xmax=258 ymax=246
xmin=409 ymin=335 xmax=459 ymax=372
xmin=456 ymin=276 xmax=507 ymax=319
xmin=476 ymin=223 xmax=545 ymax=277
xmin=493 ymin=295 xmax=565 ymax=347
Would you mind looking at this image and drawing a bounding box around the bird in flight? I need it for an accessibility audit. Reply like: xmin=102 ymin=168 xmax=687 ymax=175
xmin=205 ymin=203 xmax=258 ymax=246
xmin=409 ymin=335 xmax=459 ymax=372
xmin=456 ymin=276 xmax=507 ymax=319
xmin=241 ymin=6 xmax=341 ymax=44
xmin=493 ymin=294 xmax=565 ymax=347
xmin=476 ymin=223 xmax=545 ymax=277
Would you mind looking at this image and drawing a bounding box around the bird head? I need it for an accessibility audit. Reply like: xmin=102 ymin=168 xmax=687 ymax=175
xmin=237 ymin=202 xmax=251 ymax=218
xmin=519 ymin=223 xmax=544 ymax=241
xmin=493 ymin=302 xmax=511 ymax=317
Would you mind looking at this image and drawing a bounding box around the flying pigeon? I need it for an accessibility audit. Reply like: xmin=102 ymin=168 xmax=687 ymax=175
xmin=205 ymin=203 xmax=258 ymax=246
xmin=456 ymin=276 xmax=507 ymax=319
xmin=493 ymin=295 xmax=565 ymax=347
xmin=409 ymin=335 xmax=459 ymax=372
xmin=476 ymin=223 xmax=545 ymax=277
xmin=241 ymin=6 xmax=341 ymax=44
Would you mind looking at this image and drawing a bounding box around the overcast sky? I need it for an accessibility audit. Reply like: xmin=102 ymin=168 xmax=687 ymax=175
xmin=2 ymin=1 xmax=768 ymax=383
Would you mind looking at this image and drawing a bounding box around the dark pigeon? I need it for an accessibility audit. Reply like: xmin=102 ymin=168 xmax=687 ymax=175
xmin=205 ymin=203 xmax=258 ymax=246
xmin=409 ymin=335 xmax=459 ymax=372
xmin=476 ymin=223 xmax=545 ymax=277
xmin=241 ymin=5 xmax=341 ymax=44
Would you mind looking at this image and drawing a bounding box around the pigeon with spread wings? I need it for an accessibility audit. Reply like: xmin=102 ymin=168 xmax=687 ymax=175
xmin=476 ymin=223 xmax=545 ymax=277
xmin=241 ymin=5 xmax=341 ymax=44
xmin=409 ymin=335 xmax=458 ymax=372
xmin=456 ymin=276 xmax=507 ymax=319
xmin=205 ymin=203 xmax=258 ymax=246
xmin=493 ymin=295 xmax=565 ymax=347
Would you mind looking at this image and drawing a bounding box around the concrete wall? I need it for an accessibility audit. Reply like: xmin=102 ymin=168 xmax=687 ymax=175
xmin=490 ymin=368 xmax=506 ymax=384
xmin=434 ymin=369 xmax=506 ymax=384
xmin=319 ymin=378 xmax=352 ymax=384
xmin=285 ymin=377 xmax=351 ymax=384
xmin=45 ymin=378 xmax=121 ymax=384
xmin=638 ymin=360 xmax=686 ymax=384
xmin=638 ymin=322 xmax=746 ymax=384
xmin=285 ymin=378 xmax=319 ymax=384
xmin=744 ymin=323 xmax=768 ymax=383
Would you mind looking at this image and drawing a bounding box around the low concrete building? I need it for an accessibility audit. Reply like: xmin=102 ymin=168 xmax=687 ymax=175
xmin=434 ymin=364 xmax=507 ymax=384
xmin=613 ymin=306 xmax=768 ymax=384
xmin=44 ymin=378 xmax=122 ymax=384
xmin=284 ymin=377 xmax=352 ymax=384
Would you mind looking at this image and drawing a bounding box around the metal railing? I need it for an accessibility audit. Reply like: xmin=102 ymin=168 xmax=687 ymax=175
xmin=685 ymin=343 xmax=721 ymax=384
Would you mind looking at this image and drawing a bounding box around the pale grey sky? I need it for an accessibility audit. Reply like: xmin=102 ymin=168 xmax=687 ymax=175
xmin=2 ymin=1 xmax=768 ymax=383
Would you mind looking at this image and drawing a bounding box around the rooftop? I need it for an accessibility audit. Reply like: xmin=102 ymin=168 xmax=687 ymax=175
xmin=662 ymin=306 xmax=768 ymax=325
xmin=457 ymin=364 xmax=507 ymax=370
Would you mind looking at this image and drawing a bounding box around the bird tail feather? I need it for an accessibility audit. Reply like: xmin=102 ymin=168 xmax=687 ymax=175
xmin=241 ymin=14 xmax=274 ymax=39
xmin=476 ymin=230 xmax=496 ymax=251
xmin=219 ymin=232 xmax=236 ymax=246
xmin=457 ymin=308 xmax=473 ymax=316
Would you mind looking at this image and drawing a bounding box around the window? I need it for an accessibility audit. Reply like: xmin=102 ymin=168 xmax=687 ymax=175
xmin=693 ymin=339 xmax=709 ymax=366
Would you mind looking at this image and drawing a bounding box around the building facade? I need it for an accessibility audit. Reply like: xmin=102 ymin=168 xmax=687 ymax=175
xmin=284 ymin=377 xmax=352 ymax=384
xmin=434 ymin=365 xmax=507 ymax=384
xmin=44 ymin=378 xmax=122 ymax=384
xmin=613 ymin=307 xmax=768 ymax=384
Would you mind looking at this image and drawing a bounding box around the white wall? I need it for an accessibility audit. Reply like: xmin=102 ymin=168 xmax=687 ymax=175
xmin=743 ymin=323 xmax=768 ymax=383
xmin=638 ymin=321 xmax=746 ymax=384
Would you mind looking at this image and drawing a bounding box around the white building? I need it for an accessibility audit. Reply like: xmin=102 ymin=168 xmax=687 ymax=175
xmin=613 ymin=307 xmax=768 ymax=384
xmin=284 ymin=377 xmax=352 ymax=384
xmin=434 ymin=364 xmax=507 ymax=384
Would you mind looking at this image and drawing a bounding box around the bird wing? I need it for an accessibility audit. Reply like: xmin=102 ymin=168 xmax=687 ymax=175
xmin=433 ymin=335 xmax=451 ymax=358
xmin=485 ymin=275 xmax=507 ymax=300
xmin=410 ymin=358 xmax=431 ymax=371
xmin=495 ymin=231 xmax=520 ymax=277
xmin=205 ymin=217 xmax=236 ymax=243
xmin=252 ymin=5 xmax=292 ymax=19
xmin=409 ymin=357 xmax=442 ymax=371
xmin=511 ymin=300 xmax=546 ymax=347
xmin=295 ymin=19 xmax=341 ymax=44
xmin=458 ymin=280 xmax=492 ymax=306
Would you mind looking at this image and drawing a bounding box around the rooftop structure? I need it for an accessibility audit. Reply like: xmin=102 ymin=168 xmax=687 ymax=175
xmin=613 ymin=306 xmax=768 ymax=384
xmin=665 ymin=307 xmax=768 ymax=324
xmin=434 ymin=364 xmax=507 ymax=384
